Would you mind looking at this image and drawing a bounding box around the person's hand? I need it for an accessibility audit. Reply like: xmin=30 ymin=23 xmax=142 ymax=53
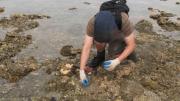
xmin=102 ymin=58 xmax=121 ymax=71
xmin=80 ymin=69 xmax=89 ymax=87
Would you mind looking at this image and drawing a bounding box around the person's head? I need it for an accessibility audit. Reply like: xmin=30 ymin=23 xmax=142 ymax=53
xmin=94 ymin=11 xmax=120 ymax=43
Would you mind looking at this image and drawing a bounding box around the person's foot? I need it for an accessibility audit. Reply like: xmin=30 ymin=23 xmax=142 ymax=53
xmin=87 ymin=50 xmax=105 ymax=69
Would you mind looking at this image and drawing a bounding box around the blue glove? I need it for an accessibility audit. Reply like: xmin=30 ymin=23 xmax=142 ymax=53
xmin=102 ymin=58 xmax=121 ymax=71
xmin=80 ymin=70 xmax=89 ymax=87
xmin=81 ymin=79 xmax=89 ymax=87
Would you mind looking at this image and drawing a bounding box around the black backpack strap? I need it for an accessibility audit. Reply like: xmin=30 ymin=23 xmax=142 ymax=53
xmin=114 ymin=13 xmax=122 ymax=30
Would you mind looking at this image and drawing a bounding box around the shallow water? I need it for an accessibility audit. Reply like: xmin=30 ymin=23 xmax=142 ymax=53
xmin=0 ymin=0 xmax=179 ymax=60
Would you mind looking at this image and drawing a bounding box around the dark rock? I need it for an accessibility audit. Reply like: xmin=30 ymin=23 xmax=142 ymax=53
xmin=160 ymin=11 xmax=175 ymax=17
xmin=0 ymin=7 xmax=4 ymax=13
xmin=176 ymin=2 xmax=180 ymax=5
xmin=135 ymin=20 xmax=154 ymax=33
xmin=60 ymin=45 xmax=81 ymax=57
xmin=68 ymin=7 xmax=77 ymax=10
xmin=83 ymin=2 xmax=91 ymax=5
xmin=157 ymin=17 xmax=180 ymax=31
xmin=148 ymin=7 xmax=153 ymax=11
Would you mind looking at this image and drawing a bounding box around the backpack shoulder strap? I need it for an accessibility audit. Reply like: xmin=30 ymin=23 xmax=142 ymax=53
xmin=114 ymin=13 xmax=122 ymax=30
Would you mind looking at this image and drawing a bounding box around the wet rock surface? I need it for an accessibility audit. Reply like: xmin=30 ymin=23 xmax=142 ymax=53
xmin=148 ymin=8 xmax=180 ymax=31
xmin=0 ymin=57 xmax=39 ymax=82
xmin=0 ymin=12 xmax=50 ymax=83
xmin=0 ymin=32 xmax=32 ymax=62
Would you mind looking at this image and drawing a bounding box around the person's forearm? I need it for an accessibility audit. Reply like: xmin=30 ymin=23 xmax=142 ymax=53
xmin=80 ymin=44 xmax=91 ymax=70
xmin=117 ymin=43 xmax=135 ymax=62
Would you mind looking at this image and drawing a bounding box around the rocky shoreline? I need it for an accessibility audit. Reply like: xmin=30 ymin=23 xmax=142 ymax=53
xmin=0 ymin=5 xmax=180 ymax=101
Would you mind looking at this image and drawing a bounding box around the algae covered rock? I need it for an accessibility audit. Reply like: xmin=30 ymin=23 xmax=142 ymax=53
xmin=135 ymin=20 xmax=154 ymax=33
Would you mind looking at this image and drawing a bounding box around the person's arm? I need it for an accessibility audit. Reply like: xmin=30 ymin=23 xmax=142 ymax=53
xmin=80 ymin=34 xmax=93 ymax=70
xmin=117 ymin=32 xmax=136 ymax=62
xmin=103 ymin=32 xmax=136 ymax=71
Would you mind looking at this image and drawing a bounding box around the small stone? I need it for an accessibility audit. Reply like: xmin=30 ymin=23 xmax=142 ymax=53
xmin=83 ymin=2 xmax=91 ymax=5
xmin=68 ymin=7 xmax=77 ymax=10
xmin=148 ymin=7 xmax=153 ymax=11
xmin=60 ymin=45 xmax=73 ymax=56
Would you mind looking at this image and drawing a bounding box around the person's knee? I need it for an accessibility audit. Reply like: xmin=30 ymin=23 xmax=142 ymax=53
xmin=94 ymin=41 xmax=106 ymax=52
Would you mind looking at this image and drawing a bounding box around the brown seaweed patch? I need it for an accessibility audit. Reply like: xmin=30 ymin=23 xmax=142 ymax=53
xmin=0 ymin=14 xmax=50 ymax=32
xmin=148 ymin=8 xmax=180 ymax=31
xmin=0 ymin=32 xmax=32 ymax=62
xmin=0 ymin=56 xmax=39 ymax=82
xmin=135 ymin=20 xmax=154 ymax=33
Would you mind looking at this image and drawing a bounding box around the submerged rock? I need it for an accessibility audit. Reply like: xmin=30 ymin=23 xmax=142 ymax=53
xmin=0 ymin=14 xmax=50 ymax=32
xmin=60 ymin=45 xmax=81 ymax=57
xmin=0 ymin=13 xmax=49 ymax=82
xmin=0 ymin=7 xmax=4 ymax=13
xmin=68 ymin=7 xmax=77 ymax=10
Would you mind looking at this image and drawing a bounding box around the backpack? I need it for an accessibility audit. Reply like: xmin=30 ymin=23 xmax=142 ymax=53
xmin=99 ymin=0 xmax=129 ymax=30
